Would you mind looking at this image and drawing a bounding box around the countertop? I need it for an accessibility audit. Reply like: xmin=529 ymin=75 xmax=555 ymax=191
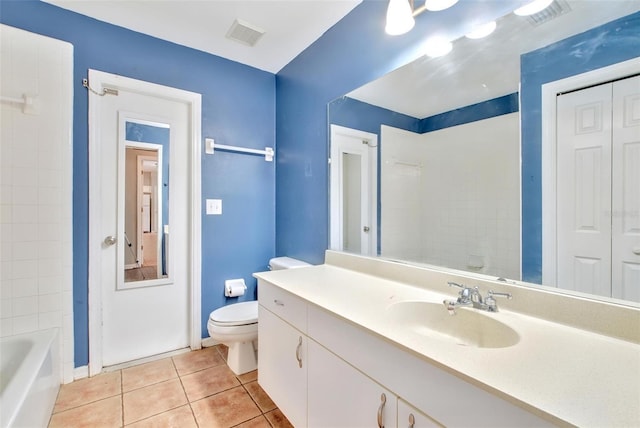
xmin=255 ymin=263 xmax=640 ymax=427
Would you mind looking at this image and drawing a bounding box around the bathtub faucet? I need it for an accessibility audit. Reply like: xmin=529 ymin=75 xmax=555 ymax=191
xmin=443 ymin=282 xmax=512 ymax=314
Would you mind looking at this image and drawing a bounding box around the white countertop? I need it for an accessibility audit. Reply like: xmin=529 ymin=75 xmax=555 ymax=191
xmin=255 ymin=263 xmax=640 ymax=427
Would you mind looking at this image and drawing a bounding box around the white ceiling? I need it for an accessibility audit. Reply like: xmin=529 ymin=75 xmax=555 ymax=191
xmin=348 ymin=0 xmax=640 ymax=118
xmin=43 ymin=0 xmax=362 ymax=73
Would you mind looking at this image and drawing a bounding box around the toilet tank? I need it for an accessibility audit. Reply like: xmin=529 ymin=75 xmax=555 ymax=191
xmin=269 ymin=256 xmax=311 ymax=270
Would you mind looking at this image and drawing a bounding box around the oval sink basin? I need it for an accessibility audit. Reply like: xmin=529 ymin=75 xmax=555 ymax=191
xmin=386 ymin=301 xmax=520 ymax=349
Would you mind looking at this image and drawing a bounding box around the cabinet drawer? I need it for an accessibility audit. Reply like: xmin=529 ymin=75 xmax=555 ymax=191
xmin=258 ymin=279 xmax=307 ymax=332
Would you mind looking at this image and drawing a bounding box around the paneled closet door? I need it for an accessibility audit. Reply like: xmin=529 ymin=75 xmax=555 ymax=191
xmin=557 ymin=83 xmax=613 ymax=297
xmin=611 ymin=75 xmax=640 ymax=301
xmin=557 ymin=75 xmax=640 ymax=301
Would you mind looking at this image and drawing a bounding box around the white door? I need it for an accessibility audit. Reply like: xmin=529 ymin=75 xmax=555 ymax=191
xmin=611 ymin=75 xmax=640 ymax=301
xmin=557 ymin=75 xmax=640 ymax=301
xmin=89 ymin=70 xmax=198 ymax=368
xmin=330 ymin=125 xmax=378 ymax=256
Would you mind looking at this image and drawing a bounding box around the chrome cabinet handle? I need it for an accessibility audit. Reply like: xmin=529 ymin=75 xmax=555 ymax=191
xmin=408 ymin=413 xmax=415 ymax=428
xmin=274 ymin=299 xmax=284 ymax=306
xmin=377 ymin=393 xmax=386 ymax=428
xmin=633 ymin=246 xmax=640 ymax=256
xmin=295 ymin=336 xmax=302 ymax=368
xmin=103 ymin=235 xmax=117 ymax=246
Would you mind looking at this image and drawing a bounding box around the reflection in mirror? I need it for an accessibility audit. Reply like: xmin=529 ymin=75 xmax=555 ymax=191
xmin=329 ymin=2 xmax=640 ymax=305
xmin=119 ymin=119 xmax=170 ymax=288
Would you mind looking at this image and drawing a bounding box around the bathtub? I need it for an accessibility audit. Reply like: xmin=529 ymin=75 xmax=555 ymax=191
xmin=1 ymin=329 xmax=60 ymax=428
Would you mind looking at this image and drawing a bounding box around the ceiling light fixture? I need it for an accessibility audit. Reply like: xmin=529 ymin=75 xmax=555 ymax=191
xmin=424 ymin=0 xmax=459 ymax=12
xmin=424 ymin=37 xmax=453 ymax=57
xmin=513 ymin=0 xmax=553 ymax=16
xmin=385 ymin=0 xmax=415 ymax=35
xmin=385 ymin=0 xmax=458 ymax=36
xmin=465 ymin=21 xmax=497 ymax=39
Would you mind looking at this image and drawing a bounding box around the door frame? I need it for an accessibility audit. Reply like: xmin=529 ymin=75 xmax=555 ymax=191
xmin=329 ymin=124 xmax=378 ymax=256
xmin=88 ymin=69 xmax=202 ymax=376
xmin=541 ymin=57 xmax=639 ymax=286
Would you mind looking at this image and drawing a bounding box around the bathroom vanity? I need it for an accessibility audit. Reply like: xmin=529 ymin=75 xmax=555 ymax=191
xmin=254 ymin=251 xmax=640 ymax=427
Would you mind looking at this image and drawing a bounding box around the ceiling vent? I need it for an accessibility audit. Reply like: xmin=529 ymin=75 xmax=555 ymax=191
xmin=526 ymin=0 xmax=572 ymax=26
xmin=226 ymin=19 xmax=265 ymax=47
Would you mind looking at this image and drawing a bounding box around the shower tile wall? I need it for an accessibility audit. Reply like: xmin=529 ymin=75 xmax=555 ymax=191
xmin=0 ymin=24 xmax=74 ymax=382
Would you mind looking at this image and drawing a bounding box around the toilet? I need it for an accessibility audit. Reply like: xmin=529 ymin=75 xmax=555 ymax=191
xmin=207 ymin=256 xmax=311 ymax=375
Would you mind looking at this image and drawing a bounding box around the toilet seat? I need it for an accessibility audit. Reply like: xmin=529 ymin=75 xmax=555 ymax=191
xmin=209 ymin=301 xmax=258 ymax=326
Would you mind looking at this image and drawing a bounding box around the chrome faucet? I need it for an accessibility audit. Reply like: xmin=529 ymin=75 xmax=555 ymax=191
xmin=443 ymin=282 xmax=512 ymax=314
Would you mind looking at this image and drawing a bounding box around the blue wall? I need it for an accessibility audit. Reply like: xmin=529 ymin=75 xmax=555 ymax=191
xmin=520 ymin=11 xmax=640 ymax=283
xmin=275 ymin=0 xmax=524 ymax=264
xmin=0 ymin=1 xmax=276 ymax=366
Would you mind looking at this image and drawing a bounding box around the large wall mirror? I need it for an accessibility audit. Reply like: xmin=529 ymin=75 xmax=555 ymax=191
xmin=329 ymin=1 xmax=640 ymax=306
xmin=118 ymin=117 xmax=171 ymax=289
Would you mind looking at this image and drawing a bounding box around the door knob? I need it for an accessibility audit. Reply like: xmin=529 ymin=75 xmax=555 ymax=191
xmin=104 ymin=235 xmax=117 ymax=246
xmin=363 ymin=226 xmax=370 ymax=232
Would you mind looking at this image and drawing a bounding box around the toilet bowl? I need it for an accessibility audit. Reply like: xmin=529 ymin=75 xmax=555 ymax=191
xmin=207 ymin=256 xmax=311 ymax=375
xmin=207 ymin=301 xmax=258 ymax=375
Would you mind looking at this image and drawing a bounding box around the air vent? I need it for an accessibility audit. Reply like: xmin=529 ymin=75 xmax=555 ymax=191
xmin=527 ymin=0 xmax=571 ymax=26
xmin=226 ymin=19 xmax=265 ymax=47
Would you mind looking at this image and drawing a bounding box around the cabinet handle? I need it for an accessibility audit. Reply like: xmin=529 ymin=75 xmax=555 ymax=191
xmin=274 ymin=299 xmax=284 ymax=306
xmin=377 ymin=393 xmax=386 ymax=428
xmin=408 ymin=413 xmax=415 ymax=428
xmin=295 ymin=336 xmax=303 ymax=368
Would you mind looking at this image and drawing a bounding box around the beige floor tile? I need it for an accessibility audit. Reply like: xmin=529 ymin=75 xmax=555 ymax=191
xmin=125 ymin=405 xmax=197 ymax=428
xmin=123 ymin=378 xmax=188 ymax=425
xmin=237 ymin=369 xmax=258 ymax=384
xmin=235 ymin=415 xmax=272 ymax=428
xmin=244 ymin=381 xmax=276 ymax=413
xmin=191 ymin=386 xmax=261 ymax=428
xmin=217 ymin=344 xmax=229 ymax=361
xmin=122 ymin=357 xmax=177 ymax=392
xmin=181 ymin=364 xmax=240 ymax=402
xmin=49 ymin=395 xmax=122 ymax=428
xmin=172 ymin=346 xmax=224 ymax=376
xmin=53 ymin=371 xmax=121 ymax=413
xmin=264 ymin=409 xmax=294 ymax=428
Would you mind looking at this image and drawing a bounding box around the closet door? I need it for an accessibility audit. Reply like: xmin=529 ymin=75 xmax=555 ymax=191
xmin=557 ymin=83 xmax=613 ymax=297
xmin=611 ymin=75 xmax=640 ymax=301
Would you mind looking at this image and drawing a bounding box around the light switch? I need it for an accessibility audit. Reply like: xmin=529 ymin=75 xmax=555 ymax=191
xmin=206 ymin=199 xmax=222 ymax=215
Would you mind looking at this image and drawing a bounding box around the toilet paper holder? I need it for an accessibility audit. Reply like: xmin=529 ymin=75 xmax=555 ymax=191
xmin=225 ymin=278 xmax=247 ymax=297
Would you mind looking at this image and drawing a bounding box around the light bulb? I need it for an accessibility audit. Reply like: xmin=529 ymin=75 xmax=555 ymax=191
xmin=385 ymin=0 xmax=415 ymax=36
xmin=424 ymin=37 xmax=452 ymax=57
xmin=514 ymin=0 xmax=553 ymax=16
xmin=424 ymin=0 xmax=459 ymax=12
xmin=465 ymin=21 xmax=497 ymax=39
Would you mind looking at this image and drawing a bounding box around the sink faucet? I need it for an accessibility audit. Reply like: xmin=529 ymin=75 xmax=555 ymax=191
xmin=444 ymin=282 xmax=512 ymax=314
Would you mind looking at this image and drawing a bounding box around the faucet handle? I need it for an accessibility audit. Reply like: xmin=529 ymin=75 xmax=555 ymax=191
xmin=487 ymin=290 xmax=512 ymax=300
xmin=447 ymin=281 xmax=465 ymax=289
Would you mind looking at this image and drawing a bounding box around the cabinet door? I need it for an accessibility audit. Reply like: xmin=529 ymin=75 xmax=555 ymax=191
xmin=258 ymin=305 xmax=306 ymax=427
xmin=308 ymin=339 xmax=397 ymax=428
xmin=398 ymin=399 xmax=443 ymax=428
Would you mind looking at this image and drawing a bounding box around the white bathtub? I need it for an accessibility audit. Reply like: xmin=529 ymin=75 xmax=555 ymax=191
xmin=1 ymin=329 xmax=60 ymax=428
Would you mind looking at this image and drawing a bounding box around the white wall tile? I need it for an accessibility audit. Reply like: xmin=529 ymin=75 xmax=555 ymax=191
xmin=38 ymin=292 xmax=62 ymax=312
xmin=1 ymin=298 xmax=12 ymax=318
xmin=13 ymin=314 xmax=38 ymax=334
xmin=13 ymin=295 xmax=38 ymax=316
xmin=11 ymin=277 xmax=38 ymax=297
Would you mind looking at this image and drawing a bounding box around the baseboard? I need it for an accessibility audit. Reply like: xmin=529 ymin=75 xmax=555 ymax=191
xmin=73 ymin=365 xmax=89 ymax=380
xmin=201 ymin=337 xmax=219 ymax=348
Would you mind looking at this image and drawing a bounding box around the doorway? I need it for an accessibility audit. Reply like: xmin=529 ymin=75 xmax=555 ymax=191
xmin=329 ymin=125 xmax=378 ymax=256
xmin=542 ymin=59 xmax=640 ymax=302
xmin=88 ymin=70 xmax=202 ymax=375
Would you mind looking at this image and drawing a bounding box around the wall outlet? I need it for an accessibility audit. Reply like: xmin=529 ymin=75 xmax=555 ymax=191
xmin=206 ymin=199 xmax=222 ymax=215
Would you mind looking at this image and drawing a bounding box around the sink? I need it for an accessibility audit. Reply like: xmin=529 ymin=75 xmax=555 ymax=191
xmin=385 ymin=301 xmax=520 ymax=348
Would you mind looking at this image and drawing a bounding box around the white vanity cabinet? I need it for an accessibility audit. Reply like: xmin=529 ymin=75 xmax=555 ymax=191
xmin=258 ymin=282 xmax=308 ymax=427
xmin=307 ymin=338 xmax=397 ymax=427
xmin=258 ymin=278 xmax=551 ymax=427
xmin=397 ymin=399 xmax=443 ymax=428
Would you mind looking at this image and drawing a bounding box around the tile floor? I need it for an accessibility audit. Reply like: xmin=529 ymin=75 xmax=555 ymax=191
xmin=48 ymin=345 xmax=293 ymax=428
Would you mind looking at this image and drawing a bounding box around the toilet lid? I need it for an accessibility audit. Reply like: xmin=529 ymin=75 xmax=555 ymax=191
xmin=210 ymin=301 xmax=258 ymax=325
